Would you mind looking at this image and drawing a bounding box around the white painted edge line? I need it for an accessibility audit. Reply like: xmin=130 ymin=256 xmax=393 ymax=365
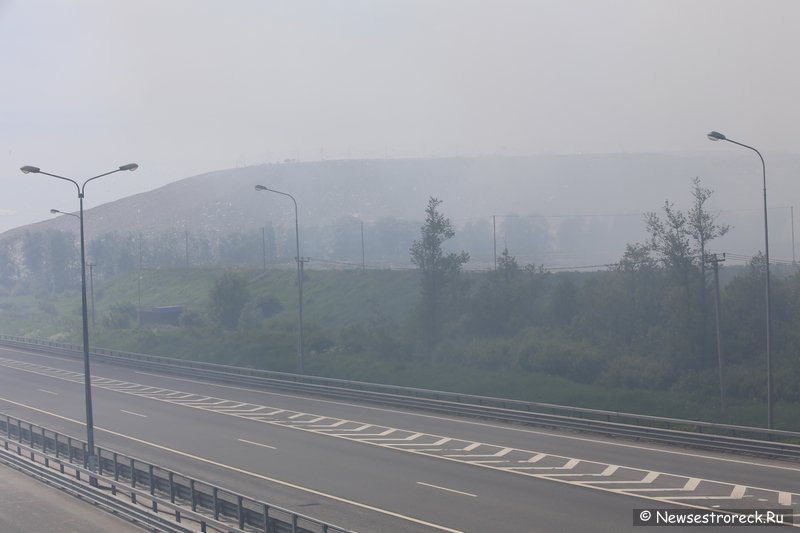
xmin=0 ymin=396 xmax=464 ymax=533
xmin=120 ymin=409 xmax=148 ymax=418
xmin=5 ymin=358 xmax=800 ymax=515
xmin=416 ymin=482 xmax=477 ymax=498
xmin=238 ymin=438 xmax=277 ymax=450
xmin=127 ymin=366 xmax=800 ymax=474
xmin=38 ymin=389 xmax=58 ymax=395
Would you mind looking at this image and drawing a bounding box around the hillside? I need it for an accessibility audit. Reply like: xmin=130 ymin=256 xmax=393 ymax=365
xmin=4 ymin=154 xmax=800 ymax=268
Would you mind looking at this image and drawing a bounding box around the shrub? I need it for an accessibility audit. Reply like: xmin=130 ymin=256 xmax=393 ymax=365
xmin=105 ymin=302 xmax=137 ymax=329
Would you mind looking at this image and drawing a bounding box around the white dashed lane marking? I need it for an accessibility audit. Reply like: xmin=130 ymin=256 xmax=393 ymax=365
xmin=0 ymin=356 xmax=797 ymax=520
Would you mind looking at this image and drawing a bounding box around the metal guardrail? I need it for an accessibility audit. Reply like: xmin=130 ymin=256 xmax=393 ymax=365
xmin=2 ymin=334 xmax=800 ymax=461
xmin=0 ymin=414 xmax=350 ymax=533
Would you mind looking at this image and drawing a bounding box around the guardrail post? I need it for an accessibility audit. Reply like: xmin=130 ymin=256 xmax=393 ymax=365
xmin=149 ymin=464 xmax=157 ymax=512
xmin=68 ymin=437 xmax=73 ymax=463
xmin=190 ymin=479 xmax=197 ymax=512
xmin=17 ymin=418 xmax=22 ymax=443
xmin=263 ymin=504 xmax=270 ymax=533
xmin=213 ymin=487 xmax=219 ymax=520
xmin=169 ymin=472 xmax=175 ymax=503
xmin=238 ymin=495 xmax=245 ymax=529
xmin=41 ymin=427 xmax=46 ymax=453
xmin=292 ymin=513 xmax=298 ymax=533
xmin=130 ymin=458 xmax=136 ymax=488
xmin=97 ymin=448 xmax=103 ymax=475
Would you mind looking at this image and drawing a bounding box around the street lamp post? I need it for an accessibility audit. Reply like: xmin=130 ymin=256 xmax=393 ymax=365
xmin=23 ymin=163 xmax=138 ymax=470
xmin=255 ymin=185 xmax=305 ymax=374
xmin=707 ymin=131 xmax=773 ymax=428
xmin=51 ymin=209 xmax=97 ymax=327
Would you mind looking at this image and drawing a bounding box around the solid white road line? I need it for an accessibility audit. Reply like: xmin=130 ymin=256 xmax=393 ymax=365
xmin=128 ymin=368 xmax=800 ymax=474
xmin=0 ymin=396 xmax=464 ymax=533
xmin=38 ymin=389 xmax=58 ymax=395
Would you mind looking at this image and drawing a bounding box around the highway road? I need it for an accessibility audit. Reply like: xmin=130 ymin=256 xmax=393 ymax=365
xmin=0 ymin=344 xmax=797 ymax=532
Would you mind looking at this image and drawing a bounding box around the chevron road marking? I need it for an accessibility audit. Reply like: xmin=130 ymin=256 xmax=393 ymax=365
xmin=632 ymin=477 xmax=700 ymax=492
xmin=666 ymin=484 xmax=748 ymax=501
xmin=364 ymin=432 xmax=424 ymax=443
xmin=307 ymin=419 xmax=349 ymax=429
xmin=0 ymin=357 xmax=798 ymax=522
xmin=329 ymin=423 xmax=372 ymax=434
xmin=0 ymin=396 xmax=463 ymax=533
xmin=444 ymin=446 xmax=513 ymax=459
xmin=587 ymin=470 xmax=660 ymax=485
xmin=347 ymin=429 xmax=396 ymax=438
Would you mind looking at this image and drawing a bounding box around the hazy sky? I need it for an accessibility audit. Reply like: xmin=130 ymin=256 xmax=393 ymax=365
xmin=2 ymin=0 xmax=799 ymax=232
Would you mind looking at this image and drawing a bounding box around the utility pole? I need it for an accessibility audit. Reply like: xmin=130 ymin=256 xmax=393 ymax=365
xmin=262 ymin=227 xmax=267 ymax=270
xmin=361 ymin=220 xmax=366 ymax=272
xmin=298 ymin=257 xmax=310 ymax=373
xmin=706 ymin=253 xmax=726 ymax=411
xmin=87 ymin=262 xmax=96 ymax=328
xmin=789 ymin=206 xmax=797 ymax=265
xmin=493 ymin=215 xmax=497 ymax=270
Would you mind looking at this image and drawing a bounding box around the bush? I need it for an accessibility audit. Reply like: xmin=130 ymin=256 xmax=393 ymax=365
xmin=512 ymin=329 xmax=605 ymax=384
xmin=599 ymin=355 xmax=676 ymax=391
xmin=209 ymin=272 xmax=250 ymax=330
xmin=105 ymin=302 xmax=137 ymax=329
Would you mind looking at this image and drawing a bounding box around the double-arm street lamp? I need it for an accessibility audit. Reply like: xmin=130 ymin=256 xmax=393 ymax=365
xmin=706 ymin=131 xmax=773 ymax=429
xmin=21 ymin=163 xmax=138 ymax=470
xmin=255 ymin=185 xmax=305 ymax=374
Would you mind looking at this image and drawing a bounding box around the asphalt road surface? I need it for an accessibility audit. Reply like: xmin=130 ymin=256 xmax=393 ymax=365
xmin=0 ymin=345 xmax=796 ymax=532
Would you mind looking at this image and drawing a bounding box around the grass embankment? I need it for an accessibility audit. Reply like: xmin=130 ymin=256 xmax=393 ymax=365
xmin=2 ymin=267 xmax=797 ymax=431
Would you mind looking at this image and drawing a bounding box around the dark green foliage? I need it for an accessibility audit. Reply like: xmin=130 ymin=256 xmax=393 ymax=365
xmin=410 ymin=198 xmax=469 ymax=350
xmin=257 ymin=295 xmax=284 ymax=318
xmin=105 ymin=302 xmax=137 ymax=328
xmin=209 ymin=272 xmax=250 ymax=329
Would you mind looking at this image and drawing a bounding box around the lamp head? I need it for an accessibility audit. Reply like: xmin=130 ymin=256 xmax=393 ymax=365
xmin=20 ymin=165 xmax=41 ymax=174
xmin=255 ymin=185 xmax=268 ymax=191
xmin=707 ymin=131 xmax=726 ymax=142
xmin=119 ymin=163 xmax=138 ymax=171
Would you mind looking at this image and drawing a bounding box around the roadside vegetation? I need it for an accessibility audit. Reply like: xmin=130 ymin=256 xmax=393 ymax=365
xmin=1 ymin=179 xmax=799 ymax=431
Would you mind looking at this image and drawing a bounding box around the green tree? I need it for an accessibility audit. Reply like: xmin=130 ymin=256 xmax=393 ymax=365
xmin=688 ymin=177 xmax=730 ymax=360
xmin=467 ymin=248 xmax=525 ymax=336
xmin=410 ymin=198 xmax=469 ymax=350
xmin=210 ymin=271 xmax=251 ymax=330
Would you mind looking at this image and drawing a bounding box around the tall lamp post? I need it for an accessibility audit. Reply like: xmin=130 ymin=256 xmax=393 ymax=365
xmin=255 ymin=185 xmax=305 ymax=374
xmin=51 ymin=209 xmax=97 ymax=326
xmin=707 ymin=131 xmax=773 ymax=429
xmin=22 ymin=163 xmax=139 ymax=470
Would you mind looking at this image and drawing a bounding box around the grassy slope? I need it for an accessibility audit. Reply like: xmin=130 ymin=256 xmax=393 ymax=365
xmin=3 ymin=268 xmax=797 ymax=431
